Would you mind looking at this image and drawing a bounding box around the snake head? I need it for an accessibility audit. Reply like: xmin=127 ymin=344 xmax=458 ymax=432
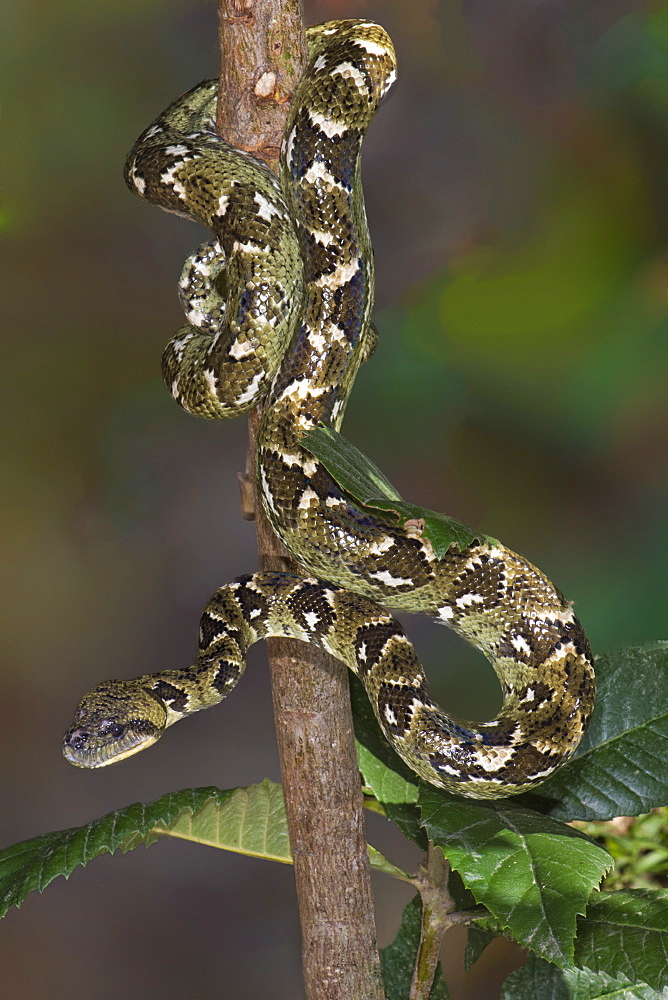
xmin=62 ymin=680 xmax=167 ymax=768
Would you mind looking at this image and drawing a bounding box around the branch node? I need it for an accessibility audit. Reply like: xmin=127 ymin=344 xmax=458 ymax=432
xmin=255 ymin=70 xmax=277 ymax=97
xmin=237 ymin=471 xmax=256 ymax=520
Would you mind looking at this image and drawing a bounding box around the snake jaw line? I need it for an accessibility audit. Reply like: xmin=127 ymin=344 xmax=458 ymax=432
xmin=62 ymin=682 xmax=167 ymax=768
xmin=63 ymin=729 xmax=162 ymax=769
xmin=62 ymin=724 xmax=162 ymax=768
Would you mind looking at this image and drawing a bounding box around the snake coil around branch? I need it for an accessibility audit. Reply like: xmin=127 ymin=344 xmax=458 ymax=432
xmin=64 ymin=20 xmax=595 ymax=799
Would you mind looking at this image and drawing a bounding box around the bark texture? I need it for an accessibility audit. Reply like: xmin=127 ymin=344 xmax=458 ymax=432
xmin=216 ymin=2 xmax=385 ymax=997
xmin=217 ymin=0 xmax=307 ymax=168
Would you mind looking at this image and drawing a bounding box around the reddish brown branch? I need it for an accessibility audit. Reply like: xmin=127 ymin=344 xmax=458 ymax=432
xmin=217 ymin=0 xmax=307 ymax=168
xmin=216 ymin=3 xmax=385 ymax=997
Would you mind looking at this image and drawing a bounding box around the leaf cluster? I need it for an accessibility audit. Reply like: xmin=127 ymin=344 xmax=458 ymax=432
xmin=2 ymin=644 xmax=668 ymax=998
xmin=353 ymin=641 xmax=668 ymax=998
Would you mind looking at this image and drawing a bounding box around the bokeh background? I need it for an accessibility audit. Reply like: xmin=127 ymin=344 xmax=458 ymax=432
xmin=2 ymin=0 xmax=667 ymax=997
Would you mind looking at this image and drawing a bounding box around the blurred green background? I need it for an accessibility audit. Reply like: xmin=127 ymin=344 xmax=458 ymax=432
xmin=2 ymin=1 xmax=666 ymax=997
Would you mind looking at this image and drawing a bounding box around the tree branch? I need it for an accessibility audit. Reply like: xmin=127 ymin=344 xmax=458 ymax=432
xmin=217 ymin=0 xmax=306 ymax=167
xmin=216 ymin=2 xmax=385 ymax=997
xmin=410 ymin=846 xmax=452 ymax=1000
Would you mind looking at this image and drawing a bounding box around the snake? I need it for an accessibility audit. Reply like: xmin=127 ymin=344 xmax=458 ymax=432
xmin=63 ymin=19 xmax=595 ymax=798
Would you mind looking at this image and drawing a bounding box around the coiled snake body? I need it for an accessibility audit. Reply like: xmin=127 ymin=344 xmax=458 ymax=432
xmin=63 ymin=20 xmax=595 ymax=798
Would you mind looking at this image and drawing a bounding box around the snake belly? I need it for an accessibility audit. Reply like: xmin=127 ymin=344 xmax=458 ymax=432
xmin=63 ymin=20 xmax=595 ymax=798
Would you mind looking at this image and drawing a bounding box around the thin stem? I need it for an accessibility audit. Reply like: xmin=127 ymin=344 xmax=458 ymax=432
xmin=216 ymin=3 xmax=385 ymax=997
xmin=410 ymin=845 xmax=454 ymax=1000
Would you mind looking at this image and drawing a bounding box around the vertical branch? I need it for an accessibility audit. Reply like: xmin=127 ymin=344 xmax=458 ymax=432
xmin=217 ymin=0 xmax=306 ymax=168
xmin=410 ymin=847 xmax=452 ymax=1000
xmin=216 ymin=2 xmax=385 ymax=998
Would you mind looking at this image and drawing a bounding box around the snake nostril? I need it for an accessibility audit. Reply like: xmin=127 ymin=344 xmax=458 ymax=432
xmin=66 ymin=728 xmax=89 ymax=745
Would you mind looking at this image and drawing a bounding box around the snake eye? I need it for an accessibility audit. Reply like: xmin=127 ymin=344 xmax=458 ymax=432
xmin=100 ymin=721 xmax=127 ymax=740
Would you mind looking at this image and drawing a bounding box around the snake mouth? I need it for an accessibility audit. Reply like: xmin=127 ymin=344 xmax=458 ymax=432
xmin=62 ymin=719 xmax=161 ymax=768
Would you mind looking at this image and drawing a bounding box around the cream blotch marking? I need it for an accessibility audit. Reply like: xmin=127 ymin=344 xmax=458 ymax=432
xmin=330 ymin=61 xmax=369 ymax=91
xmin=315 ymin=257 xmax=360 ymax=289
xmin=236 ymin=370 xmax=266 ymax=406
xmin=229 ymin=339 xmax=256 ymax=359
xmin=511 ymin=635 xmax=532 ymax=657
xmin=369 ymin=569 xmax=414 ymax=588
xmin=306 ymin=110 xmax=349 ymax=140
xmin=302 ymin=159 xmax=347 ymax=192
xmin=254 ymin=192 xmax=281 ymax=222
xmin=164 ymin=144 xmax=191 ymax=157
xmin=159 ymin=163 xmax=188 ymax=201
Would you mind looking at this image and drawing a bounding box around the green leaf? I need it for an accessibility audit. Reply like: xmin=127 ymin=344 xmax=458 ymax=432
xmin=304 ymin=423 xmax=402 ymax=501
xmin=358 ymin=742 xmax=420 ymax=808
xmin=350 ymin=674 xmax=427 ymax=848
xmin=303 ymin=424 xmax=494 ymax=557
xmin=0 ymin=785 xmax=233 ymax=918
xmin=419 ymin=787 xmax=612 ymax=966
xmin=447 ymin=867 xmax=479 ymax=914
xmin=522 ymin=644 xmax=668 ymax=822
xmin=152 ymin=782 xmax=407 ymax=878
xmin=368 ymin=845 xmax=411 ymax=881
xmin=148 ymin=779 xmax=291 ymax=861
xmin=0 ymin=780 xmax=404 ymax=917
xmin=380 ymin=895 xmax=449 ymax=999
xmin=574 ymin=889 xmax=668 ymax=992
xmin=501 ymin=952 xmax=668 ymax=999
xmin=464 ymin=926 xmax=496 ymax=972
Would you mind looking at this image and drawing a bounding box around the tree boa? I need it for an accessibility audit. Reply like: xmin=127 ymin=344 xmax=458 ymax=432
xmin=63 ymin=20 xmax=595 ymax=798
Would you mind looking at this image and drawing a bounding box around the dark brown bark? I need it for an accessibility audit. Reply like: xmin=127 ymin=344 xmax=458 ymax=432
xmin=216 ymin=3 xmax=385 ymax=997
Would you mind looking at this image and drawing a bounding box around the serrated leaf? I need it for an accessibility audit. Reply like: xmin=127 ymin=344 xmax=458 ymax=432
xmin=0 ymin=780 xmax=404 ymax=917
xmin=521 ymin=644 xmax=668 ymax=822
xmin=150 ymin=779 xmax=291 ymax=861
xmin=303 ymin=424 xmax=493 ymax=557
xmin=574 ymin=889 xmax=668 ymax=992
xmin=380 ymin=895 xmax=449 ymax=999
xmin=0 ymin=786 xmax=232 ymax=918
xmin=501 ymin=952 xmax=668 ymax=999
xmin=419 ymin=787 xmax=612 ymax=966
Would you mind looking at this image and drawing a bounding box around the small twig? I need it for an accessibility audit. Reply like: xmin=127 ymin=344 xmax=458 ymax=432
xmin=404 ymin=847 xmax=493 ymax=996
xmin=410 ymin=844 xmax=454 ymax=1000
